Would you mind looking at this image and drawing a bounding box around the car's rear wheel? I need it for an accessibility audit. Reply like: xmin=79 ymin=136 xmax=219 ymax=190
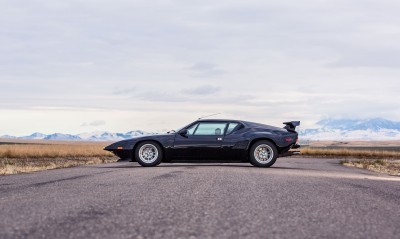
xmin=249 ymin=140 xmax=278 ymax=167
xmin=135 ymin=141 xmax=163 ymax=167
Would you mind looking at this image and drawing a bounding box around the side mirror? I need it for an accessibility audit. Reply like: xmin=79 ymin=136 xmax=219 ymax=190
xmin=179 ymin=129 xmax=189 ymax=136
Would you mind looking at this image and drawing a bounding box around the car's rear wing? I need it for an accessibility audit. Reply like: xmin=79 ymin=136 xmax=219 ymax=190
xmin=283 ymin=121 xmax=300 ymax=131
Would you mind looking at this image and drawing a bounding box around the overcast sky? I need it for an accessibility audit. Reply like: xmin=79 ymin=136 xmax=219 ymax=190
xmin=1 ymin=0 xmax=400 ymax=135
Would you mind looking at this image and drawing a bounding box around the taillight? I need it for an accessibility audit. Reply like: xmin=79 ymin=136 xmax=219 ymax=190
xmin=284 ymin=137 xmax=293 ymax=142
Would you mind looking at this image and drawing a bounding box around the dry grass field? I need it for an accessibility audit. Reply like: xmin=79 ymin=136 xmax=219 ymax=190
xmin=300 ymin=141 xmax=400 ymax=176
xmin=300 ymin=147 xmax=400 ymax=158
xmin=302 ymin=140 xmax=400 ymax=147
xmin=0 ymin=139 xmax=117 ymax=175
xmin=1 ymin=139 xmax=400 ymax=176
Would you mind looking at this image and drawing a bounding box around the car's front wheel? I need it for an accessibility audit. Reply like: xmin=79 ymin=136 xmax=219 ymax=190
xmin=249 ymin=140 xmax=278 ymax=167
xmin=135 ymin=141 xmax=163 ymax=167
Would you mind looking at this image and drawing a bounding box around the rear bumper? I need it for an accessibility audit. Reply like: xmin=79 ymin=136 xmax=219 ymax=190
xmin=279 ymin=151 xmax=300 ymax=157
xmin=291 ymin=144 xmax=301 ymax=149
xmin=279 ymin=144 xmax=301 ymax=157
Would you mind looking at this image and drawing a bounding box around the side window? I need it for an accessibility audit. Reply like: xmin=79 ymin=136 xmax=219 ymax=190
xmin=226 ymin=123 xmax=239 ymax=134
xmin=193 ymin=123 xmax=227 ymax=136
xmin=186 ymin=123 xmax=199 ymax=135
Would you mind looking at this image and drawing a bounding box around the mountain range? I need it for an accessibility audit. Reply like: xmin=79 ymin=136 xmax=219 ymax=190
xmin=0 ymin=130 xmax=153 ymax=141
xmin=299 ymin=118 xmax=400 ymax=140
xmin=2 ymin=118 xmax=400 ymax=141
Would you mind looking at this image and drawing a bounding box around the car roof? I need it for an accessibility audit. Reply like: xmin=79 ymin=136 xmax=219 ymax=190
xmin=197 ymin=119 xmax=244 ymax=123
xmin=196 ymin=119 xmax=280 ymax=129
xmin=197 ymin=119 xmax=257 ymax=127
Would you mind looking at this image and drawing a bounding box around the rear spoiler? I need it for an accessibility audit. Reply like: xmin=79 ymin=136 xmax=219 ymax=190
xmin=283 ymin=121 xmax=300 ymax=131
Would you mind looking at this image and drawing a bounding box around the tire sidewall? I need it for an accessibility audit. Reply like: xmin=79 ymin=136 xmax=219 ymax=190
xmin=135 ymin=141 xmax=163 ymax=167
xmin=249 ymin=140 xmax=278 ymax=167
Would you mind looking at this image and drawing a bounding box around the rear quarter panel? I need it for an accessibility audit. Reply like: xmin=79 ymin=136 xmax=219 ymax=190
xmin=244 ymin=129 xmax=298 ymax=149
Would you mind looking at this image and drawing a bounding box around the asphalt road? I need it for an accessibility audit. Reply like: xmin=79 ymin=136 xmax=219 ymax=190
xmin=1 ymin=158 xmax=399 ymax=239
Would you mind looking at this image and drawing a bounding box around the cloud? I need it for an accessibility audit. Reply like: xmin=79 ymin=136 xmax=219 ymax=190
xmin=182 ymin=85 xmax=221 ymax=95
xmin=112 ymin=85 xmax=222 ymax=101
xmin=328 ymin=48 xmax=400 ymax=68
xmin=81 ymin=120 xmax=106 ymax=127
xmin=185 ymin=63 xmax=224 ymax=77
xmin=112 ymin=87 xmax=136 ymax=95
xmin=1 ymin=0 xmax=400 ymax=134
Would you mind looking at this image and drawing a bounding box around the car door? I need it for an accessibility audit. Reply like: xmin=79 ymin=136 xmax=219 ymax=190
xmin=220 ymin=122 xmax=247 ymax=161
xmin=173 ymin=121 xmax=228 ymax=160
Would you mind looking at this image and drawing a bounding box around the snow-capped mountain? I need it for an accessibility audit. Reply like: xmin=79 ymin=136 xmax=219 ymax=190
xmin=300 ymin=118 xmax=400 ymax=140
xmin=316 ymin=118 xmax=400 ymax=131
xmin=0 ymin=135 xmax=17 ymax=139
xmin=24 ymin=132 xmax=47 ymax=140
xmin=2 ymin=118 xmax=400 ymax=141
xmin=78 ymin=130 xmax=150 ymax=141
xmin=43 ymin=133 xmax=82 ymax=141
xmin=0 ymin=130 xmax=154 ymax=141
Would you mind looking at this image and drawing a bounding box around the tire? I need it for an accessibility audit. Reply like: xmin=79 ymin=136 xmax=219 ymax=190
xmin=135 ymin=141 xmax=163 ymax=167
xmin=249 ymin=140 xmax=278 ymax=167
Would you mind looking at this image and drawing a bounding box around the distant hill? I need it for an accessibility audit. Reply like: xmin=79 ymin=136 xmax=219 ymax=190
xmin=44 ymin=133 xmax=82 ymax=141
xmin=2 ymin=118 xmax=400 ymax=141
xmin=0 ymin=130 xmax=154 ymax=141
xmin=299 ymin=118 xmax=400 ymax=140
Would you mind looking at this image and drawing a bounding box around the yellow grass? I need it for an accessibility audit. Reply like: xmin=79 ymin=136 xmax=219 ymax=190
xmin=305 ymin=140 xmax=400 ymax=147
xmin=1 ymin=157 xmax=117 ymax=175
xmin=2 ymin=139 xmax=400 ymax=175
xmin=0 ymin=142 xmax=117 ymax=175
xmin=341 ymin=159 xmax=400 ymax=176
xmin=0 ymin=143 xmax=113 ymax=158
xmin=300 ymin=147 xmax=400 ymax=175
xmin=300 ymin=148 xmax=400 ymax=159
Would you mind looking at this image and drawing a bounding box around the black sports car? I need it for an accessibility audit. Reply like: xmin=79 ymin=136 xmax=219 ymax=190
xmin=104 ymin=119 xmax=300 ymax=167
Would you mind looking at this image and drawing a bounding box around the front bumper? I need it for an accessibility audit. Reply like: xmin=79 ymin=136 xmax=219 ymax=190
xmin=107 ymin=149 xmax=133 ymax=160
xmin=104 ymin=143 xmax=133 ymax=160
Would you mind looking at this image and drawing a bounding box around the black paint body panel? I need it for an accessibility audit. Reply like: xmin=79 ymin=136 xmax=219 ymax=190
xmin=104 ymin=119 xmax=299 ymax=162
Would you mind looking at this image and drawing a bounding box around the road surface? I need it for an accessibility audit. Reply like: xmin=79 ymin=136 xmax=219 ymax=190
xmin=1 ymin=158 xmax=399 ymax=239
